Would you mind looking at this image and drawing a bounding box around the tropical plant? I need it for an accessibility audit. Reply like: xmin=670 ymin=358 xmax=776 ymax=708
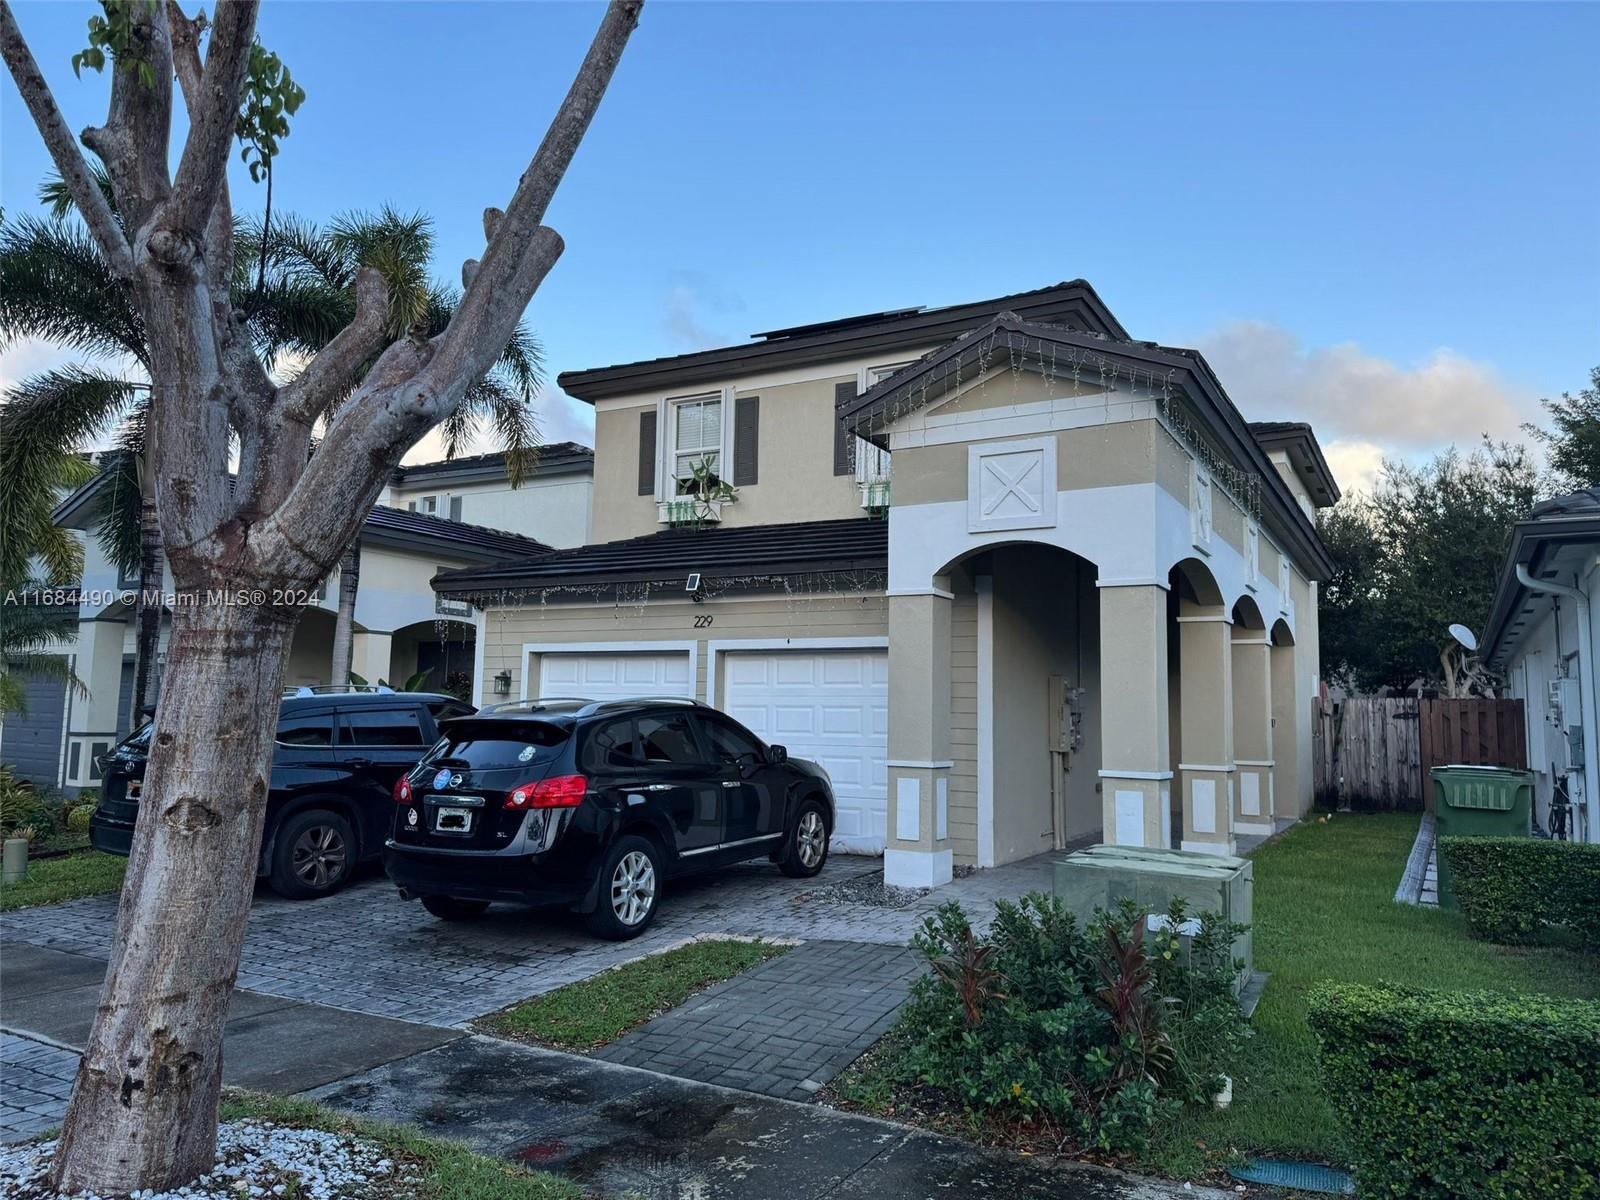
xmin=1 ymin=2 xmax=640 ymax=1190
xmin=0 ymin=200 xmax=544 ymax=697
xmin=0 ymin=579 xmax=87 ymax=718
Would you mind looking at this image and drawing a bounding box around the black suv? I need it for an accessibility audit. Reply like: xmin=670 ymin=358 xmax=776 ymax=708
xmin=383 ymin=698 xmax=835 ymax=939
xmin=90 ymin=689 xmax=474 ymax=899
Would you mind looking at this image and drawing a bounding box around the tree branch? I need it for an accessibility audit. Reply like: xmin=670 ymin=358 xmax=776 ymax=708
xmin=168 ymin=0 xmax=257 ymax=241
xmin=0 ymin=1 xmax=135 ymax=279
xmin=428 ymin=0 xmax=638 ymax=389
xmin=279 ymin=267 xmax=392 ymax=424
xmin=168 ymin=2 xmax=232 ymax=301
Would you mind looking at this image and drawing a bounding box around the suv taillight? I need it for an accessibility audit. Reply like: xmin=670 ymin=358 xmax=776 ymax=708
xmin=393 ymin=775 xmax=413 ymax=805
xmin=506 ymin=774 xmax=587 ymax=810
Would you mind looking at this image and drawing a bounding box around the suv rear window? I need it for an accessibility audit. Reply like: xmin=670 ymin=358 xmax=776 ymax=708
xmin=429 ymin=719 xmax=570 ymax=770
xmin=339 ymin=707 xmax=426 ymax=747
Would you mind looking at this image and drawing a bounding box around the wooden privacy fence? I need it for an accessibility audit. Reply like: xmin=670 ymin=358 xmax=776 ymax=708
xmin=1312 ymin=696 xmax=1528 ymax=811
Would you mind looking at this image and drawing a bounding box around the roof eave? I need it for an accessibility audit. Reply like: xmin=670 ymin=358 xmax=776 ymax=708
xmin=1483 ymin=516 xmax=1600 ymax=664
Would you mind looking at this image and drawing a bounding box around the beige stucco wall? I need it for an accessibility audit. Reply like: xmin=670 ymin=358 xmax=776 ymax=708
xmin=479 ymin=590 xmax=888 ymax=704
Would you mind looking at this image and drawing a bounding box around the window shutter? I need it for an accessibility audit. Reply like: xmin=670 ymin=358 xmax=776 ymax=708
xmin=638 ymin=409 xmax=657 ymax=496
xmin=733 ymin=395 xmax=760 ymax=486
xmin=833 ymin=380 xmax=858 ymax=476
xmin=449 ymin=496 xmax=463 ymax=522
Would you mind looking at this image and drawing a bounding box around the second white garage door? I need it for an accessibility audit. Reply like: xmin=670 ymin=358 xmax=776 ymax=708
xmin=719 ymin=648 xmax=889 ymax=854
xmin=537 ymin=651 xmax=694 ymax=702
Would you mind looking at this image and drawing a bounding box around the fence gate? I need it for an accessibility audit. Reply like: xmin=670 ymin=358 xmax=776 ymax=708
xmin=1418 ymin=698 xmax=1529 ymax=811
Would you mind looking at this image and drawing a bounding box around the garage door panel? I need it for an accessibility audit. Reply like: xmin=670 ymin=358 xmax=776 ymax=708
xmin=720 ymin=647 xmax=887 ymax=855
xmin=537 ymin=652 xmax=693 ymax=702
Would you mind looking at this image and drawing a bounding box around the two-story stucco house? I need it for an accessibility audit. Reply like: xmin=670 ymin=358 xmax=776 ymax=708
xmin=436 ymin=281 xmax=1339 ymax=888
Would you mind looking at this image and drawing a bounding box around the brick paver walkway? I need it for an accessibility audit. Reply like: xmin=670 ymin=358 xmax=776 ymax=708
xmin=0 ymin=1032 xmax=78 ymax=1145
xmin=3 ymin=854 xmax=1057 ymax=1028
xmin=595 ymin=940 xmax=921 ymax=1099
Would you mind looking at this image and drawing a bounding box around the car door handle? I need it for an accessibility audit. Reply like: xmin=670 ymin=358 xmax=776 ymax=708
xmin=721 ymin=780 xmax=741 ymax=789
xmin=345 ymin=756 xmax=372 ymax=769
xmin=643 ymin=783 xmax=673 ymax=792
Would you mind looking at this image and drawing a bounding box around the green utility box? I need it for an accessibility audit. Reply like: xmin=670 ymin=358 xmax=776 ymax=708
xmin=1054 ymin=844 xmax=1253 ymax=994
xmin=1430 ymin=765 xmax=1535 ymax=907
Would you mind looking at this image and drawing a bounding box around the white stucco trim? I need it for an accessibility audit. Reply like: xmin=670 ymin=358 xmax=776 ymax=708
xmin=976 ymin=574 xmax=996 ymax=869
xmin=1234 ymin=821 xmax=1274 ymax=836
xmin=1179 ymin=762 xmax=1238 ymax=773
xmin=884 ymin=846 xmax=954 ymax=888
xmin=1177 ymin=614 xmax=1233 ymax=624
xmin=703 ymin=636 xmax=888 ymax=709
xmin=1234 ymin=758 xmax=1275 ymax=768
xmin=1099 ymin=769 xmax=1175 ymax=781
xmin=886 ymin=759 xmax=954 ymax=769
xmin=885 ymin=586 xmax=956 ymax=600
xmin=519 ymin=640 xmax=699 ymax=702
xmin=1096 ymin=577 xmax=1172 ymax=590
xmin=1232 ymin=636 xmax=1272 ymax=646
xmin=1181 ymin=840 xmax=1235 ymax=857
xmin=471 ymin=607 xmax=487 ymax=707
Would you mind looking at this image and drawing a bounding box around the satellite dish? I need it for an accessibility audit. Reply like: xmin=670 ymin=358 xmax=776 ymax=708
xmin=1448 ymin=623 xmax=1479 ymax=653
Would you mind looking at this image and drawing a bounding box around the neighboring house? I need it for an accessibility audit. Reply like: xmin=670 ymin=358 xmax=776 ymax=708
xmin=384 ymin=442 xmax=594 ymax=547
xmin=0 ymin=473 xmax=550 ymax=796
xmin=1482 ymin=488 xmax=1600 ymax=844
xmin=436 ymin=280 xmax=1340 ymax=888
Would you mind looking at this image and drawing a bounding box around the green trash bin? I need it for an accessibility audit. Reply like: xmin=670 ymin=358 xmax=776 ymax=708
xmin=1430 ymin=765 xmax=1534 ymax=907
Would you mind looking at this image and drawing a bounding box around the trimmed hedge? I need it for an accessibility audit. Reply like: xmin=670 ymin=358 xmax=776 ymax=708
xmin=1308 ymin=982 xmax=1600 ymax=1199
xmin=1439 ymin=836 xmax=1600 ymax=945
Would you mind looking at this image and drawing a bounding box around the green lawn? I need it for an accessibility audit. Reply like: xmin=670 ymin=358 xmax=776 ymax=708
xmin=220 ymin=1092 xmax=583 ymax=1200
xmin=1144 ymin=812 xmax=1600 ymax=1177
xmin=0 ymin=850 xmax=126 ymax=912
xmin=477 ymin=937 xmax=789 ymax=1051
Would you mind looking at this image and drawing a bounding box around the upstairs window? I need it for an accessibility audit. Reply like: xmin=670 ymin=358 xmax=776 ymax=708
xmin=672 ymin=393 xmax=723 ymax=494
xmin=855 ymin=362 xmax=913 ymax=483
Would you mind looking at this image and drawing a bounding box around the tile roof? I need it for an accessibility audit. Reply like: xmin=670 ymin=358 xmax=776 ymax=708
xmin=434 ymin=517 xmax=887 ymax=595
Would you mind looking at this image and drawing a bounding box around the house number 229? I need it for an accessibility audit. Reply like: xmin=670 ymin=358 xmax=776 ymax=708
xmin=693 ymin=615 xmax=714 ymax=628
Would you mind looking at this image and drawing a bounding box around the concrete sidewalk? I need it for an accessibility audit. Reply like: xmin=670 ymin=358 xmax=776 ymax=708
xmin=311 ymin=1033 xmax=1235 ymax=1200
xmin=0 ymin=940 xmax=458 ymax=1143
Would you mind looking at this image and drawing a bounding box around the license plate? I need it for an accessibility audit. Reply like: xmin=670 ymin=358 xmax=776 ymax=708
xmin=433 ymin=805 xmax=475 ymax=834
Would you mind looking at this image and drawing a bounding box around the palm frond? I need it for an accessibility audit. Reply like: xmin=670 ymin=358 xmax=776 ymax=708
xmin=0 ymin=216 xmax=146 ymax=362
xmin=38 ymin=166 xmax=121 ymax=223
xmin=462 ymin=375 xmax=541 ymax=486
xmin=0 ymin=367 xmax=144 ymax=582
xmin=94 ymin=447 xmax=145 ymax=577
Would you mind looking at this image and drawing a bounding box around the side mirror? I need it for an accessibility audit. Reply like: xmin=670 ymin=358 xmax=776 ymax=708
xmin=767 ymin=744 xmax=788 ymax=764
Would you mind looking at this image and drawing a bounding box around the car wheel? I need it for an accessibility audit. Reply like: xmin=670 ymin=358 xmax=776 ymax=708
xmin=421 ymin=895 xmax=490 ymax=921
xmin=587 ymin=834 xmax=662 ymax=940
xmin=779 ymin=798 xmax=830 ymax=878
xmin=269 ymin=808 xmax=355 ymax=900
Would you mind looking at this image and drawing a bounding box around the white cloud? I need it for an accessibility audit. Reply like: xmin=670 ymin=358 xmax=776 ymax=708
xmin=660 ymin=273 xmax=744 ymax=351
xmin=1322 ymin=440 xmax=1386 ymax=496
xmin=0 ymin=337 xmax=80 ymax=393
xmin=1194 ymin=321 xmax=1536 ymax=464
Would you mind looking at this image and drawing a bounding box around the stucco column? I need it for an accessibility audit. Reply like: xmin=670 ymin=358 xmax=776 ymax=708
xmin=1231 ymin=629 xmax=1274 ymax=836
xmin=1270 ymin=639 xmax=1302 ymax=818
xmin=1097 ymin=583 xmax=1171 ymax=848
xmin=1178 ymin=605 xmax=1235 ymax=855
xmin=886 ymin=591 xmax=954 ymax=887
xmin=351 ymin=631 xmax=392 ymax=686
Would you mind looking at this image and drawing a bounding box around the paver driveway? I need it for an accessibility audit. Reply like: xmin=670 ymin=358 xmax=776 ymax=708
xmin=2 ymin=853 xmax=1056 ymax=1027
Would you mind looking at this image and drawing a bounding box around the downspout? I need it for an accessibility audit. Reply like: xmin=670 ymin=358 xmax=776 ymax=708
xmin=1517 ymin=564 xmax=1600 ymax=843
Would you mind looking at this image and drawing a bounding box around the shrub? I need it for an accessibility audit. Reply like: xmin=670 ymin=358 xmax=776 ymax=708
xmin=66 ymin=803 xmax=94 ymax=833
xmin=894 ymin=892 xmax=1249 ymax=1155
xmin=1308 ymin=981 xmax=1600 ymax=1199
xmin=0 ymin=766 xmax=46 ymax=835
xmin=1439 ymin=836 xmax=1600 ymax=946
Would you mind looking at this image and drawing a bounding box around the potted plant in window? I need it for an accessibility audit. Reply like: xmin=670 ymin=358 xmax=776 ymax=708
xmin=667 ymin=458 xmax=738 ymax=528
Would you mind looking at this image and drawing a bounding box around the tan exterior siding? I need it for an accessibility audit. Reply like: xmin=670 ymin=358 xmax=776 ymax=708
xmin=592 ymin=402 xmax=660 ymax=542
xmin=948 ymin=582 xmax=979 ymax=864
xmin=481 ymin=592 xmax=888 ymax=704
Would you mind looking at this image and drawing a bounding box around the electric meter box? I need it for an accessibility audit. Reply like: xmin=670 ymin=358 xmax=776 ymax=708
xmin=1054 ymin=844 xmax=1253 ymax=992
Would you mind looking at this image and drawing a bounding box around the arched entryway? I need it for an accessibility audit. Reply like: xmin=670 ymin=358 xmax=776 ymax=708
xmin=390 ymin=618 xmax=476 ymax=697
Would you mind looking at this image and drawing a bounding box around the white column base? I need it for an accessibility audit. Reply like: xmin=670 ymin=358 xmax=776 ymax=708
xmin=884 ymin=847 xmax=954 ymax=889
xmin=1234 ymin=821 xmax=1275 ymax=836
xmin=1180 ymin=839 xmax=1237 ymax=857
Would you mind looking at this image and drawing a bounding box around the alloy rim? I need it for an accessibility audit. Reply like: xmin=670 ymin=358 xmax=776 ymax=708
xmin=292 ymin=824 xmax=347 ymax=889
xmin=611 ymin=850 xmax=657 ymax=925
xmin=798 ymin=810 xmax=826 ymax=868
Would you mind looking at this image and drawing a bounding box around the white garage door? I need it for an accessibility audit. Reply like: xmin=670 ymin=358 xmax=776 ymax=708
xmin=537 ymin=651 xmax=693 ymax=702
xmin=721 ymin=649 xmax=888 ymax=854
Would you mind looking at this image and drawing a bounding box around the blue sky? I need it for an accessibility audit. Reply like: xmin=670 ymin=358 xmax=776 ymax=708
xmin=3 ymin=1 xmax=1596 ymax=491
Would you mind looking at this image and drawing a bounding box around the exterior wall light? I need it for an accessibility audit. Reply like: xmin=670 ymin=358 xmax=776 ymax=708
xmin=493 ymin=669 xmax=512 ymax=696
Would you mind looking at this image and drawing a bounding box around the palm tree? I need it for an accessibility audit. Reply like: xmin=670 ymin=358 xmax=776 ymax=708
xmin=0 ymin=195 xmax=542 ymax=708
xmin=0 ymin=580 xmax=87 ymax=718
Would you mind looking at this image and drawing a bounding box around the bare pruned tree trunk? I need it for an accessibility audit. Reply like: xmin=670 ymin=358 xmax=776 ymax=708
xmin=0 ymin=1 xmax=644 ymax=1192
xmin=329 ymin=542 xmax=360 ymax=687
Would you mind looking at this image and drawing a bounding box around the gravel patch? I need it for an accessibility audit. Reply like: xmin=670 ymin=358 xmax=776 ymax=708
xmin=797 ymin=870 xmax=929 ymax=910
xmin=1 ymin=1121 xmax=421 ymax=1200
